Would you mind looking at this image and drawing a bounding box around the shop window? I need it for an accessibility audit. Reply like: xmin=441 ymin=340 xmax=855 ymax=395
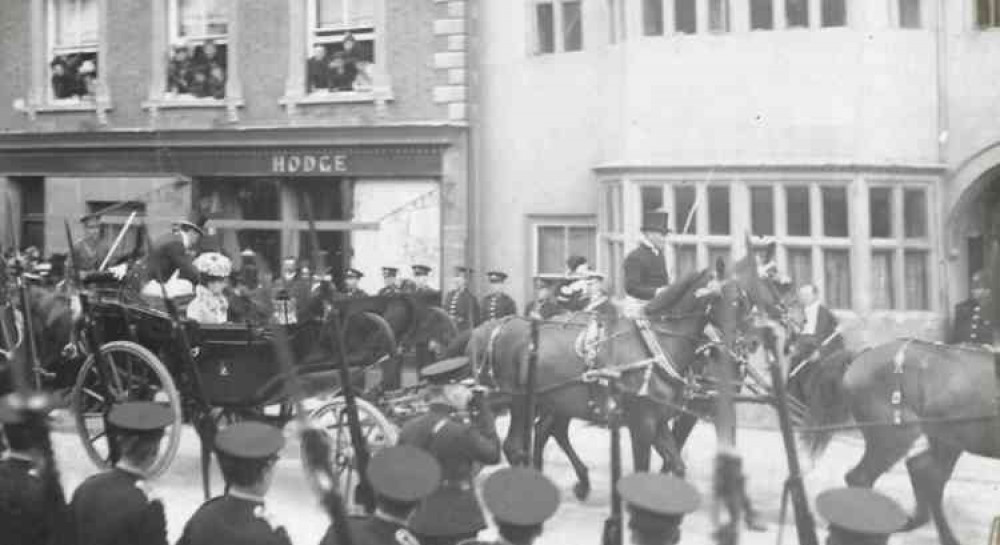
xmin=785 ymin=186 xmax=810 ymax=236
xmin=786 ymin=0 xmax=809 ymax=27
xmin=643 ymin=0 xmax=665 ymax=35
xmin=166 ymin=0 xmax=229 ymax=99
xmin=823 ymin=249 xmax=851 ymax=309
xmin=305 ymin=0 xmax=377 ymax=94
xmin=750 ymin=186 xmax=774 ymax=236
xmin=979 ymin=0 xmax=1000 ymax=28
xmin=534 ymin=223 xmax=597 ymax=275
xmin=675 ymin=0 xmax=697 ymax=34
xmin=535 ymin=2 xmax=556 ymax=54
xmin=869 ymin=187 xmax=893 ymax=239
xmin=563 ymin=1 xmax=584 ymax=51
xmin=750 ymin=0 xmax=774 ymax=30
xmin=15 ymin=178 xmax=45 ymax=253
xmin=709 ymin=0 xmax=731 ymax=31
xmin=48 ymin=0 xmax=99 ymax=102
xmin=821 ymin=0 xmax=846 ymax=27
xmin=822 ymin=186 xmax=849 ymax=238
xmin=708 ymin=186 xmax=731 ymax=235
xmin=674 ymin=186 xmax=697 ymax=233
xmin=899 ymin=0 xmax=921 ymax=28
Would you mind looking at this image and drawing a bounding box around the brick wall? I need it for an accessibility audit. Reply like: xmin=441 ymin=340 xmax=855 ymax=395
xmin=0 ymin=0 xmax=455 ymax=131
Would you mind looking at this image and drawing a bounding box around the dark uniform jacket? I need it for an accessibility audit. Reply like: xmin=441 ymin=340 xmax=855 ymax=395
xmin=339 ymin=286 xmax=368 ymax=299
xmin=143 ymin=232 xmax=199 ymax=284
xmin=378 ymin=284 xmax=401 ymax=297
xmin=0 ymin=455 xmax=69 ymax=545
xmin=319 ymin=513 xmax=420 ymax=545
xmin=444 ymin=289 xmax=480 ymax=332
xmin=71 ymin=467 xmax=167 ymax=545
xmin=176 ymin=495 xmax=292 ymax=545
xmin=950 ymin=297 xmax=994 ymax=345
xmin=623 ymin=244 xmax=669 ymax=301
xmin=479 ymin=292 xmax=517 ymax=323
xmin=398 ymin=404 xmax=501 ymax=538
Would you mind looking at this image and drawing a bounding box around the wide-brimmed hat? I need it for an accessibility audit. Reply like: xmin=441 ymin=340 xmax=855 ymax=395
xmin=174 ymin=210 xmax=208 ymax=236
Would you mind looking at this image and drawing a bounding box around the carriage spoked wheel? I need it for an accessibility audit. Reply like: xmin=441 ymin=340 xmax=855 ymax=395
xmin=71 ymin=340 xmax=183 ymax=477
xmin=306 ymin=394 xmax=398 ymax=512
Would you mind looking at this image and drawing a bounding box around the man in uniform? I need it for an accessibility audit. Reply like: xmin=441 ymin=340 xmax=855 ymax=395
xmin=815 ymin=487 xmax=907 ymax=545
xmin=399 ymin=357 xmax=501 ymax=545
xmin=320 ymin=445 xmax=440 ymax=545
xmin=177 ymin=421 xmax=292 ymax=545
xmin=443 ymin=266 xmax=479 ymax=333
xmin=379 ymin=267 xmax=402 ymax=296
xmin=480 ymin=270 xmax=517 ymax=323
xmin=460 ymin=467 xmax=560 ymax=545
xmin=525 ymin=276 xmax=562 ymax=319
xmin=71 ymin=401 xmax=172 ymax=545
xmin=950 ymin=270 xmax=993 ymax=345
xmin=340 ymin=268 xmax=368 ymax=299
xmin=411 ymin=264 xmax=439 ymax=294
xmin=74 ymin=213 xmax=110 ymax=271
xmin=623 ymin=210 xmax=671 ymax=316
xmin=618 ymin=472 xmax=701 ymax=545
xmin=273 ymin=256 xmax=303 ymax=324
xmin=0 ymin=392 xmax=71 ymax=545
xmin=133 ymin=211 xmax=207 ymax=300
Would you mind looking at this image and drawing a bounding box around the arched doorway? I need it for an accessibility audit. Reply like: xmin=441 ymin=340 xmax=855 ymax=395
xmin=946 ymin=155 xmax=1000 ymax=302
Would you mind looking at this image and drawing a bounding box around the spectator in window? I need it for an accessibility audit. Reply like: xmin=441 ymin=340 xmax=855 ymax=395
xmin=50 ymin=57 xmax=75 ymax=99
xmin=202 ymin=39 xmax=225 ymax=72
xmin=189 ymin=70 xmax=210 ymax=98
xmin=167 ymin=44 xmax=193 ymax=95
xmin=327 ymin=52 xmax=356 ymax=91
xmin=307 ymin=44 xmax=328 ymax=93
xmin=77 ymin=59 xmax=97 ymax=98
xmin=207 ymin=65 xmax=226 ymax=99
xmin=341 ymin=32 xmax=361 ymax=65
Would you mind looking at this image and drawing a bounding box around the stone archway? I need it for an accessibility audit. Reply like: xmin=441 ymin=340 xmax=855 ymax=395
xmin=946 ymin=144 xmax=1000 ymax=300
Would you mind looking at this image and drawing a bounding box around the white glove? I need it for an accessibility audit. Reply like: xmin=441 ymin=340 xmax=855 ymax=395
xmin=109 ymin=263 xmax=128 ymax=280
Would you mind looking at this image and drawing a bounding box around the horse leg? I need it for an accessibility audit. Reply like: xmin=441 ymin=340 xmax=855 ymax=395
xmin=671 ymin=412 xmax=698 ymax=450
xmin=845 ymin=424 xmax=919 ymax=488
xmin=533 ymin=411 xmax=555 ymax=471
xmin=624 ymin=398 xmax=654 ymax=473
xmin=904 ymin=439 xmax=962 ymax=545
xmin=547 ymin=415 xmax=591 ymax=501
xmin=504 ymin=400 xmax=529 ymax=466
xmin=652 ymin=417 xmax=686 ymax=477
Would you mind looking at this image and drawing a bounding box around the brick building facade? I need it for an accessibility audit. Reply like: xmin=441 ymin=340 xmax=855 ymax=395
xmin=0 ymin=0 xmax=476 ymax=294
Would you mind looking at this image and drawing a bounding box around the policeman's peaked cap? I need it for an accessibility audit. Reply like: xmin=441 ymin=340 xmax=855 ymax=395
xmin=420 ymin=356 xmax=472 ymax=385
xmin=366 ymin=446 xmax=442 ymax=502
xmin=215 ymin=421 xmax=285 ymax=460
xmin=482 ymin=467 xmax=560 ymax=526
xmin=816 ymin=487 xmax=907 ymax=536
xmin=107 ymin=402 xmax=174 ymax=433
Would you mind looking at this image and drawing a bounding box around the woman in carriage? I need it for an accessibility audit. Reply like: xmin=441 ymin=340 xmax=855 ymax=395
xmin=185 ymin=252 xmax=232 ymax=324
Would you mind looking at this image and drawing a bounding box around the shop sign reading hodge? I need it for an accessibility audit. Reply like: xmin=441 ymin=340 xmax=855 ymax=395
xmin=271 ymin=153 xmax=348 ymax=174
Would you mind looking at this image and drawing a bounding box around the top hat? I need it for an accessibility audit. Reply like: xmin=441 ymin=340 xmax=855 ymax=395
xmin=640 ymin=209 xmax=671 ymax=235
xmin=215 ymin=421 xmax=285 ymax=460
xmin=482 ymin=467 xmax=560 ymax=526
xmin=175 ymin=210 xmax=208 ymax=236
xmin=366 ymin=446 xmax=442 ymax=503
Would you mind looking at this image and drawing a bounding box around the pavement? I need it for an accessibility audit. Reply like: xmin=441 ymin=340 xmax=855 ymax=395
xmin=49 ymin=407 xmax=999 ymax=545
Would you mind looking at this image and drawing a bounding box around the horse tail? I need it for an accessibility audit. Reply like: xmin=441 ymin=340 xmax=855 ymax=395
xmin=800 ymin=349 xmax=855 ymax=457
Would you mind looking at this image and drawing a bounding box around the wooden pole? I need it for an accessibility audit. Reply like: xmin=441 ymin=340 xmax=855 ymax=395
xmin=522 ymin=318 xmax=540 ymax=466
xmin=602 ymin=380 xmax=623 ymax=545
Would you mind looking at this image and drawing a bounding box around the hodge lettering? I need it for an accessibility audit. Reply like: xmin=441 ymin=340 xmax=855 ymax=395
xmin=272 ymin=154 xmax=347 ymax=174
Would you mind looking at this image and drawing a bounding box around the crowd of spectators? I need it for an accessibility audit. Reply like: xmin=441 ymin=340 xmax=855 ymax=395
xmin=50 ymin=54 xmax=98 ymax=100
xmin=306 ymin=33 xmax=371 ymax=93
xmin=167 ymin=39 xmax=227 ymax=99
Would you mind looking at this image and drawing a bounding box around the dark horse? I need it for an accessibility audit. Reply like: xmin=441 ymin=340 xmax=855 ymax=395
xmin=801 ymin=339 xmax=1000 ymax=545
xmin=460 ymin=260 xmax=764 ymax=500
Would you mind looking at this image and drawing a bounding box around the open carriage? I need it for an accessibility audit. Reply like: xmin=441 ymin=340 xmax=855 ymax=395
xmin=68 ymin=282 xmax=450 ymax=501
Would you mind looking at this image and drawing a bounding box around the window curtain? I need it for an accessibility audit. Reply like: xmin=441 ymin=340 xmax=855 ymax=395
xmin=674 ymin=245 xmax=697 ymax=279
xmin=786 ymin=248 xmax=812 ymax=288
xmin=904 ymin=250 xmax=929 ymax=310
xmin=870 ymin=250 xmax=894 ymax=309
xmin=823 ymin=250 xmax=851 ymax=308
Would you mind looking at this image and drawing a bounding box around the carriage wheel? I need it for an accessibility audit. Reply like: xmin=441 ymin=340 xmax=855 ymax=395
xmin=71 ymin=340 xmax=183 ymax=477
xmin=305 ymin=395 xmax=398 ymax=512
xmin=342 ymin=311 xmax=398 ymax=366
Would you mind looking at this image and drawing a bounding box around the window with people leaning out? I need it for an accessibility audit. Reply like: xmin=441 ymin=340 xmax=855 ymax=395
xmin=165 ymin=0 xmax=229 ymax=99
xmin=306 ymin=0 xmax=376 ymax=94
xmin=49 ymin=0 xmax=99 ymax=101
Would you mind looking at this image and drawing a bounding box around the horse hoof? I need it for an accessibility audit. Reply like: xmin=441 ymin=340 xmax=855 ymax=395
xmin=573 ymin=481 xmax=591 ymax=501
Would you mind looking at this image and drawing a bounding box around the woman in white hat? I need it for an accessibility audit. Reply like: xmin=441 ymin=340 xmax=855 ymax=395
xmin=185 ymin=252 xmax=232 ymax=324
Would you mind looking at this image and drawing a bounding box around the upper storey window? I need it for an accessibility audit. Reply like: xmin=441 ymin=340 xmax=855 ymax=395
xmin=306 ymin=0 xmax=376 ymax=94
xmin=166 ymin=0 xmax=229 ymax=99
xmin=978 ymin=0 xmax=1000 ymax=27
xmin=534 ymin=0 xmax=583 ymax=55
xmin=750 ymin=0 xmax=845 ymax=30
xmin=643 ymin=0 xmax=730 ymax=35
xmin=48 ymin=0 xmax=99 ymax=102
xmin=898 ymin=0 xmax=921 ymax=28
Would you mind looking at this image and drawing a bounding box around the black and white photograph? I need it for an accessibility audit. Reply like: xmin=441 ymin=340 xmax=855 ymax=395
xmin=0 ymin=0 xmax=999 ymax=544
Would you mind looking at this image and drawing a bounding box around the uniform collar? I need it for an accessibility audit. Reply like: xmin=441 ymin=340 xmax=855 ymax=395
xmin=228 ymin=488 xmax=267 ymax=505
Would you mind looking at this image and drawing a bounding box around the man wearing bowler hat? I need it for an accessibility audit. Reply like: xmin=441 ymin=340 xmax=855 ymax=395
xmin=399 ymin=357 xmax=501 ymax=545
xmin=815 ymin=487 xmax=907 ymax=545
xmin=177 ymin=421 xmax=291 ymax=545
xmin=618 ymin=472 xmax=701 ymax=545
xmin=71 ymin=401 xmax=173 ymax=545
xmin=479 ymin=270 xmax=517 ymax=323
xmin=443 ymin=266 xmax=479 ymax=333
xmin=459 ymin=467 xmax=561 ymax=545
xmin=320 ymin=445 xmax=441 ymax=545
